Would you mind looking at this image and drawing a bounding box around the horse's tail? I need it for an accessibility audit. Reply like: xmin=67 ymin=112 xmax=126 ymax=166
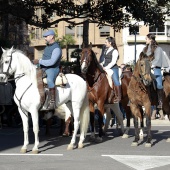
xmin=79 ymin=93 xmax=90 ymax=136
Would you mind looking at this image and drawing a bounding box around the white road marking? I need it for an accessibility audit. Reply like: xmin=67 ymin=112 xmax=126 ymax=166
xmin=102 ymin=155 xmax=170 ymax=170
xmin=0 ymin=153 xmax=63 ymax=156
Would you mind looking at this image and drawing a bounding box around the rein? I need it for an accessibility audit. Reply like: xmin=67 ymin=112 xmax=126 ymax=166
xmin=132 ymin=74 xmax=147 ymax=93
xmin=14 ymin=82 xmax=32 ymax=117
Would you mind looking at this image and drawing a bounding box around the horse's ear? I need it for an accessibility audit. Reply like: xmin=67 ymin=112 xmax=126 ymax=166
xmin=1 ymin=47 xmax=6 ymax=53
xmin=9 ymin=46 xmax=14 ymax=53
xmin=139 ymin=52 xmax=143 ymax=60
xmin=89 ymin=42 xmax=92 ymax=49
xmin=148 ymin=53 xmax=154 ymax=61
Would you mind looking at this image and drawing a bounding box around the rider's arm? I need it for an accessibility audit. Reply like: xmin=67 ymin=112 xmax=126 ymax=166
xmin=39 ymin=48 xmax=62 ymax=66
xmin=104 ymin=49 xmax=118 ymax=69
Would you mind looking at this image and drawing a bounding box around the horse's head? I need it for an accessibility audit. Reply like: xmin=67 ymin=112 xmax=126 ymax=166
xmin=136 ymin=52 xmax=153 ymax=86
xmin=80 ymin=43 xmax=93 ymax=74
xmin=0 ymin=46 xmax=15 ymax=82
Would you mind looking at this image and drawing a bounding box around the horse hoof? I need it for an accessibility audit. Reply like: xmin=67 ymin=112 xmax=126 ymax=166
xmin=67 ymin=144 xmax=74 ymax=150
xmin=166 ymin=138 xmax=170 ymax=142
xmin=95 ymin=137 xmax=103 ymax=143
xmin=63 ymin=133 xmax=70 ymax=137
xmin=32 ymin=150 xmax=39 ymax=154
xmin=131 ymin=142 xmax=138 ymax=147
xmin=20 ymin=148 xmax=27 ymax=153
xmin=145 ymin=143 xmax=151 ymax=147
xmin=122 ymin=134 xmax=129 ymax=139
xmin=78 ymin=143 xmax=84 ymax=149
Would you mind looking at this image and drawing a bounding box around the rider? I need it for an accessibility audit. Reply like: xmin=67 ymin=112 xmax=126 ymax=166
xmin=100 ymin=36 xmax=121 ymax=103
xmin=143 ymin=33 xmax=169 ymax=109
xmin=33 ymin=30 xmax=62 ymax=111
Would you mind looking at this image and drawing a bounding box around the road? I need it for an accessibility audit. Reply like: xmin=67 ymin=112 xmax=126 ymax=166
xmin=0 ymin=119 xmax=170 ymax=170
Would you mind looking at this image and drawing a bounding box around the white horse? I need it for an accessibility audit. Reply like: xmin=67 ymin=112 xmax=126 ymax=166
xmin=0 ymin=47 xmax=90 ymax=153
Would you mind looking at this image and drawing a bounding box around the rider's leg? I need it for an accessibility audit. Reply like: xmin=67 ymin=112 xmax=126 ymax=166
xmin=112 ymin=68 xmax=122 ymax=103
xmin=41 ymin=68 xmax=59 ymax=111
xmin=154 ymin=68 xmax=163 ymax=109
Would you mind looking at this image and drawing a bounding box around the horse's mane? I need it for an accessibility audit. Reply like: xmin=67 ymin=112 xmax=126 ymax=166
xmin=12 ymin=49 xmax=37 ymax=83
xmin=91 ymin=49 xmax=105 ymax=73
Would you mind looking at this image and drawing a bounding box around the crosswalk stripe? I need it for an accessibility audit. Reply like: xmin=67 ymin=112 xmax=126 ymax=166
xmin=0 ymin=153 xmax=63 ymax=156
xmin=102 ymin=155 xmax=170 ymax=170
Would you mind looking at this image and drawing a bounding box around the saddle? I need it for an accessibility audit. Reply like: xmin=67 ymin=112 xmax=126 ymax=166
xmin=43 ymin=72 xmax=67 ymax=87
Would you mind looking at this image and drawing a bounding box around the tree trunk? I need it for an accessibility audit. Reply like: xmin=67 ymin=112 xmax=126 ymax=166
xmin=83 ymin=19 xmax=89 ymax=47
xmin=66 ymin=44 xmax=69 ymax=61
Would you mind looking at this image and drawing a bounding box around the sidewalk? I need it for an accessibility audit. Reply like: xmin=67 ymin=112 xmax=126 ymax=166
xmin=123 ymin=117 xmax=170 ymax=127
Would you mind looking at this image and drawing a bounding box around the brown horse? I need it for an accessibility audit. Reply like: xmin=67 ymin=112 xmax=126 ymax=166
xmin=127 ymin=52 xmax=157 ymax=147
xmin=80 ymin=44 xmax=132 ymax=141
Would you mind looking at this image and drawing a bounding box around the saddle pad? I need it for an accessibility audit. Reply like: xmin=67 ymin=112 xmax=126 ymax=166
xmin=43 ymin=73 xmax=68 ymax=86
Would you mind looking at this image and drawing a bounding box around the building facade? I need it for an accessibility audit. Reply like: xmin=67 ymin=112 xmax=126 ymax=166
xmin=29 ymin=3 xmax=170 ymax=66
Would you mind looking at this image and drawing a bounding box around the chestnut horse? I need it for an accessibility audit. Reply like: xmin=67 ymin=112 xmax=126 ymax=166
xmin=80 ymin=44 xmax=132 ymax=141
xmin=127 ymin=52 xmax=157 ymax=147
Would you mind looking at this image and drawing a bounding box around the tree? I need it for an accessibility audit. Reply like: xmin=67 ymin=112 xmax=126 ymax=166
xmin=0 ymin=0 xmax=170 ymax=45
xmin=59 ymin=34 xmax=76 ymax=61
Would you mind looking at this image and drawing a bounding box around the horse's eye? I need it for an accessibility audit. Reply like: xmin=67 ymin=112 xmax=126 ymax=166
xmin=5 ymin=61 xmax=9 ymax=64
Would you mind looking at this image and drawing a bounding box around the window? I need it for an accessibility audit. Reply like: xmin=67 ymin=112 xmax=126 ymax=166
xmin=99 ymin=26 xmax=110 ymax=37
xmin=65 ymin=26 xmax=75 ymax=36
xmin=149 ymin=25 xmax=165 ymax=35
xmin=77 ymin=26 xmax=83 ymax=37
xmin=167 ymin=26 xmax=170 ymax=37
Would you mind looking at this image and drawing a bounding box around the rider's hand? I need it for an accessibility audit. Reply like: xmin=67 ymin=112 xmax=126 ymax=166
xmin=32 ymin=59 xmax=39 ymax=65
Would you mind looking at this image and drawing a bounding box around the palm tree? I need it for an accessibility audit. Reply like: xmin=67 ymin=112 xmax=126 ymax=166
xmin=59 ymin=35 xmax=76 ymax=61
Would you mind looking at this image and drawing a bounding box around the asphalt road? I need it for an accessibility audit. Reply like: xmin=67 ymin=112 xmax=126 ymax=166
xmin=0 ymin=119 xmax=170 ymax=170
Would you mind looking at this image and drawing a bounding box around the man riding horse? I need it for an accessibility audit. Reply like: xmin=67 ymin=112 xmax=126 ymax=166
xmin=33 ymin=30 xmax=62 ymax=111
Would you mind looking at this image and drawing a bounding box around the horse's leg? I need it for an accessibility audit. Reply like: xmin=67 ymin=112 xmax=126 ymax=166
xmin=110 ymin=103 xmax=124 ymax=136
xmin=89 ymin=111 xmax=95 ymax=141
xmin=18 ymin=108 xmax=29 ymax=153
xmin=89 ymin=103 xmax=95 ymax=142
xmin=144 ymin=106 xmax=152 ymax=147
xmin=66 ymin=102 xmax=80 ymax=150
xmin=96 ymin=109 xmax=103 ymax=142
xmin=139 ymin=108 xmax=144 ymax=140
xmin=122 ymin=106 xmax=131 ymax=138
xmin=131 ymin=116 xmax=140 ymax=146
xmin=63 ymin=116 xmax=71 ymax=137
xmin=30 ymin=108 xmax=40 ymax=153
xmin=102 ymin=108 xmax=112 ymax=135
xmin=95 ymin=103 xmax=105 ymax=142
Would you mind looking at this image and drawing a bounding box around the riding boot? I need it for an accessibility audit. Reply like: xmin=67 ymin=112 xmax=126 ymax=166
xmin=114 ymin=86 xmax=122 ymax=103
xmin=46 ymin=88 xmax=56 ymax=111
xmin=157 ymin=89 xmax=163 ymax=109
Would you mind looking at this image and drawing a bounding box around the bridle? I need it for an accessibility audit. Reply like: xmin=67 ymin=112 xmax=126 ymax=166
xmin=1 ymin=51 xmax=25 ymax=82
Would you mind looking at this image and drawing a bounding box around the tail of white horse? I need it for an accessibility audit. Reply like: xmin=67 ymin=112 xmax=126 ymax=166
xmin=79 ymin=93 xmax=90 ymax=137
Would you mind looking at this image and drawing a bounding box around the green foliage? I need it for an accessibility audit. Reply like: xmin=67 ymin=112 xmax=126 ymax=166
xmin=0 ymin=0 xmax=169 ymax=30
xmin=58 ymin=34 xmax=76 ymax=48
